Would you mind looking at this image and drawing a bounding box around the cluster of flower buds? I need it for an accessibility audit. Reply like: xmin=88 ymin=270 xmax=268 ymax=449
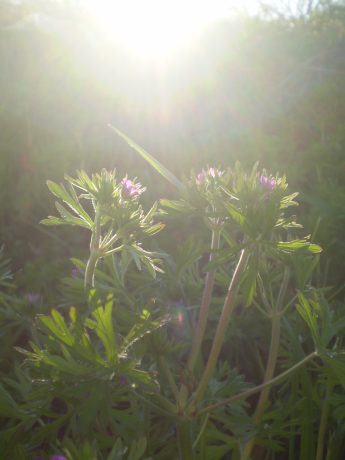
xmin=259 ymin=175 xmax=277 ymax=191
xmin=121 ymin=176 xmax=146 ymax=198
xmin=196 ymin=167 xmax=224 ymax=185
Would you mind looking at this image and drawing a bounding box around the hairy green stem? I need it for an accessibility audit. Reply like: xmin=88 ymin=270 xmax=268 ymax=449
xmin=84 ymin=207 xmax=102 ymax=289
xmin=189 ymin=248 xmax=249 ymax=410
xmin=198 ymin=351 xmax=318 ymax=416
xmin=84 ymin=252 xmax=99 ymax=289
xmin=241 ymin=313 xmax=281 ymax=460
xmin=188 ymin=227 xmax=221 ymax=373
xmin=177 ymin=420 xmax=195 ymax=460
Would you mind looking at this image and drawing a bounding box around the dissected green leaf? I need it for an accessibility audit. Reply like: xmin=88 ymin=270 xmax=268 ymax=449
xmin=296 ymin=293 xmax=320 ymax=348
xmin=128 ymin=436 xmax=147 ymax=460
xmin=45 ymin=180 xmax=93 ymax=227
xmin=91 ymin=300 xmax=117 ymax=364
xmin=40 ymin=310 xmax=75 ymax=347
xmin=323 ymin=356 xmax=345 ymax=391
xmin=276 ymin=240 xmax=322 ymax=254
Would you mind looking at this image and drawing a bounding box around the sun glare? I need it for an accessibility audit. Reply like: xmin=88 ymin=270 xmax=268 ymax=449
xmin=86 ymin=0 xmax=231 ymax=60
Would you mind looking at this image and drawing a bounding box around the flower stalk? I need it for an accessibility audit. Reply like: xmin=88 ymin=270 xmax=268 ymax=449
xmin=84 ymin=206 xmax=102 ymax=289
xmin=187 ymin=225 xmax=221 ymax=373
xmin=188 ymin=248 xmax=249 ymax=411
xmin=198 ymin=351 xmax=318 ymax=416
xmin=177 ymin=420 xmax=195 ymax=460
xmin=254 ymin=313 xmax=281 ymax=421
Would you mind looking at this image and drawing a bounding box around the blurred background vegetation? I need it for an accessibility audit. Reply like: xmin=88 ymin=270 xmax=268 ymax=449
xmin=1 ymin=0 xmax=345 ymax=301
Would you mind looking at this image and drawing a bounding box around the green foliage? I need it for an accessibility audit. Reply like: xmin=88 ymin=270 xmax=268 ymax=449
xmin=5 ymin=157 xmax=344 ymax=458
xmin=0 ymin=295 xmax=171 ymax=456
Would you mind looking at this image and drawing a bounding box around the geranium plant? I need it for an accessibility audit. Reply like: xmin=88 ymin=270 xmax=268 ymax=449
xmin=4 ymin=131 xmax=345 ymax=460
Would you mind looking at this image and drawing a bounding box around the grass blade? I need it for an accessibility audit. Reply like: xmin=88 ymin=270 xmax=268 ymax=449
xmin=109 ymin=125 xmax=186 ymax=192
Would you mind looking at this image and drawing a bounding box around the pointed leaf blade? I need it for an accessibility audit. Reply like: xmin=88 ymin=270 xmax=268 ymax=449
xmin=109 ymin=126 xmax=185 ymax=191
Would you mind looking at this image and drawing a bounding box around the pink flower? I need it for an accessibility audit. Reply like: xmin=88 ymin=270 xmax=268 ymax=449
xmin=208 ymin=167 xmax=223 ymax=178
xmin=196 ymin=167 xmax=223 ymax=185
xmin=196 ymin=171 xmax=206 ymax=184
xmin=121 ymin=177 xmax=145 ymax=198
xmin=260 ymin=175 xmax=277 ymax=191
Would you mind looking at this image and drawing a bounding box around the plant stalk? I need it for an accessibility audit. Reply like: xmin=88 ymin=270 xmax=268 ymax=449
xmin=177 ymin=420 xmax=195 ymax=460
xmin=198 ymin=351 xmax=317 ymax=416
xmin=188 ymin=227 xmax=221 ymax=373
xmin=84 ymin=206 xmax=102 ymax=289
xmin=255 ymin=314 xmax=281 ymax=420
xmin=189 ymin=248 xmax=249 ymax=410
xmin=84 ymin=252 xmax=99 ymax=289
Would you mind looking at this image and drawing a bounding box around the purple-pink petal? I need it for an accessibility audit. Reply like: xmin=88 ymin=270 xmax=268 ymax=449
xmin=260 ymin=175 xmax=277 ymax=191
xmin=196 ymin=171 xmax=206 ymax=184
xmin=269 ymin=178 xmax=277 ymax=190
xmin=208 ymin=167 xmax=223 ymax=178
xmin=121 ymin=177 xmax=145 ymax=198
xmin=196 ymin=167 xmax=223 ymax=184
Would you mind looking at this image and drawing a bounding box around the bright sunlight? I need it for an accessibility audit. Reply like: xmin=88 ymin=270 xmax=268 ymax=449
xmin=86 ymin=0 xmax=234 ymax=60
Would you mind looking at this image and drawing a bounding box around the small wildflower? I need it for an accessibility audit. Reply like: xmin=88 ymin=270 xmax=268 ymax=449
xmin=51 ymin=456 xmax=67 ymax=460
xmin=71 ymin=267 xmax=79 ymax=278
xmin=196 ymin=171 xmax=206 ymax=184
xmin=209 ymin=168 xmax=216 ymax=178
xmin=26 ymin=292 xmax=40 ymax=304
xmin=196 ymin=167 xmax=223 ymax=185
xmin=260 ymin=175 xmax=277 ymax=191
xmin=121 ymin=177 xmax=145 ymax=198
xmin=208 ymin=167 xmax=222 ymax=178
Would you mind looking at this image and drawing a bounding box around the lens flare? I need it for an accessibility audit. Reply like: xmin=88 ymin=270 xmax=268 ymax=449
xmin=86 ymin=0 xmax=232 ymax=60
